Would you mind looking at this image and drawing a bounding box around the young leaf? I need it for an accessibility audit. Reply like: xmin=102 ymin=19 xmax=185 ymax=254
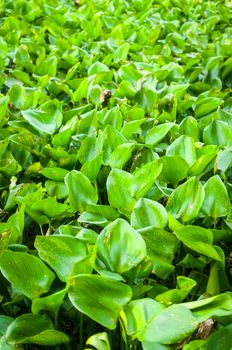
xmin=203 ymin=120 xmax=232 ymax=146
xmin=200 ymin=175 xmax=230 ymax=219
xmin=131 ymin=198 xmax=168 ymax=230
xmin=159 ymin=156 xmax=189 ymax=187
xmin=131 ymin=159 xmax=163 ymax=198
xmin=167 ymin=177 xmax=205 ymax=222
xmin=166 ymin=135 xmax=196 ymax=167
xmin=106 ymin=169 xmax=135 ymax=213
xmin=65 ymin=170 xmax=98 ymax=213
xmin=144 ymin=123 xmax=174 ymax=145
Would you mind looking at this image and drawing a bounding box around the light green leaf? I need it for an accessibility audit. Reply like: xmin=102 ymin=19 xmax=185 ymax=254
xmin=159 ymin=156 xmax=189 ymax=187
xmin=109 ymin=143 xmax=134 ymax=169
xmin=32 ymin=289 xmax=67 ymax=315
xmin=40 ymin=167 xmax=69 ymax=181
xmin=166 ymin=135 xmax=196 ymax=167
xmin=107 ymin=169 xmax=135 ymax=213
xmin=139 ymin=227 xmax=178 ymax=279
xmin=68 ymin=274 xmax=132 ymax=329
xmin=156 ymin=276 xmax=197 ymax=305
xmin=114 ymin=42 xmax=130 ymax=63
xmin=85 ymin=332 xmax=111 ymax=350
xmin=22 ymin=109 xmax=58 ymax=135
xmin=174 ymin=225 xmax=222 ymax=261
xmin=203 ymin=120 xmax=232 ymax=146
xmin=122 ymin=298 xmax=165 ymax=336
xmin=145 ymin=123 xmax=174 ymax=145
xmin=131 ymin=198 xmax=168 ymax=229
xmin=65 ymin=170 xmax=98 ymax=213
xmin=139 ymin=305 xmax=198 ymax=344
xmin=0 ymin=251 xmax=55 ymax=299
xmin=167 ymin=177 xmax=205 ymax=222
xmin=200 ymin=175 xmax=230 ymax=219
xmin=35 ymin=235 xmax=88 ymax=281
xmin=95 ymin=218 xmax=147 ymax=275
xmin=131 ymin=159 xmax=163 ymax=198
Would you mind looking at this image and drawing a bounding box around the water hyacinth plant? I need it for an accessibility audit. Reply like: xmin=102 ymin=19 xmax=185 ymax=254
xmin=0 ymin=0 xmax=232 ymax=349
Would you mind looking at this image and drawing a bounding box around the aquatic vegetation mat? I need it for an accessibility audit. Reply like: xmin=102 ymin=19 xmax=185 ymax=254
xmin=0 ymin=0 xmax=232 ymax=349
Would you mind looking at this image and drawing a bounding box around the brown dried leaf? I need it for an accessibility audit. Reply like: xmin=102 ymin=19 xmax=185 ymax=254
xmin=196 ymin=318 xmax=214 ymax=340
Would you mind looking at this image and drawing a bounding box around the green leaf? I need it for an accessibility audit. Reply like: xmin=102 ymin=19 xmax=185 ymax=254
xmin=179 ymin=116 xmax=199 ymax=141
xmin=45 ymin=181 xmax=68 ymax=200
xmin=200 ymin=175 xmax=231 ymax=219
xmin=78 ymin=204 xmax=119 ymax=227
xmin=202 ymin=324 xmax=232 ymax=350
xmin=131 ymin=198 xmax=168 ymax=230
xmin=0 ymin=316 xmax=14 ymax=336
xmin=35 ymin=235 xmax=88 ymax=282
xmin=85 ymin=332 xmax=111 ymax=350
xmin=5 ymin=314 xmax=69 ymax=345
xmin=159 ymin=156 xmax=189 ymax=187
xmin=166 ymin=135 xmax=196 ymax=167
xmin=31 ymin=197 xmax=70 ymax=218
xmin=81 ymin=153 xmax=102 ymax=182
xmin=203 ymin=120 xmax=232 ymax=146
xmin=139 ymin=227 xmax=178 ymax=279
xmin=88 ymin=84 xmax=102 ymax=105
xmin=34 ymin=56 xmax=58 ymax=77
xmin=182 ymin=293 xmax=232 ymax=322
xmin=95 ymin=218 xmax=147 ymax=275
xmin=22 ymin=109 xmax=58 ymax=135
xmin=114 ymin=42 xmax=130 ymax=63
xmin=139 ymin=305 xmax=198 ymax=344
xmin=32 ymin=289 xmax=67 ymax=315
xmin=122 ymin=298 xmax=165 ymax=336
xmin=189 ymin=146 xmax=218 ymax=177
xmin=8 ymin=85 xmax=27 ymax=109
xmin=167 ymin=177 xmax=205 ymax=222
xmin=216 ymin=150 xmax=232 ymax=172
xmin=72 ymin=78 xmax=89 ymax=102
xmin=174 ymin=225 xmax=222 ymax=261
xmin=145 ymin=123 xmax=174 ymax=145
xmin=103 ymin=106 xmax=123 ymax=130
xmin=155 ymin=276 xmax=197 ymax=305
xmin=0 ymin=152 xmax=22 ymax=177
xmin=40 ymin=167 xmax=69 ymax=181
xmin=0 ymin=95 xmax=9 ymax=127
xmin=107 ymin=169 xmax=135 ymax=213
xmin=109 ymin=143 xmax=134 ymax=169
xmin=68 ymin=274 xmax=132 ymax=329
xmin=0 ymin=251 xmax=55 ymax=299
xmin=65 ymin=170 xmax=98 ymax=213
xmin=88 ymin=61 xmax=110 ymax=76
xmin=194 ymin=97 xmax=222 ymax=118
xmin=131 ymin=159 xmax=163 ymax=198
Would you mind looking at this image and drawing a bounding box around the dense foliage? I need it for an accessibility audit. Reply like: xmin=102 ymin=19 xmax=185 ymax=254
xmin=0 ymin=0 xmax=232 ymax=349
